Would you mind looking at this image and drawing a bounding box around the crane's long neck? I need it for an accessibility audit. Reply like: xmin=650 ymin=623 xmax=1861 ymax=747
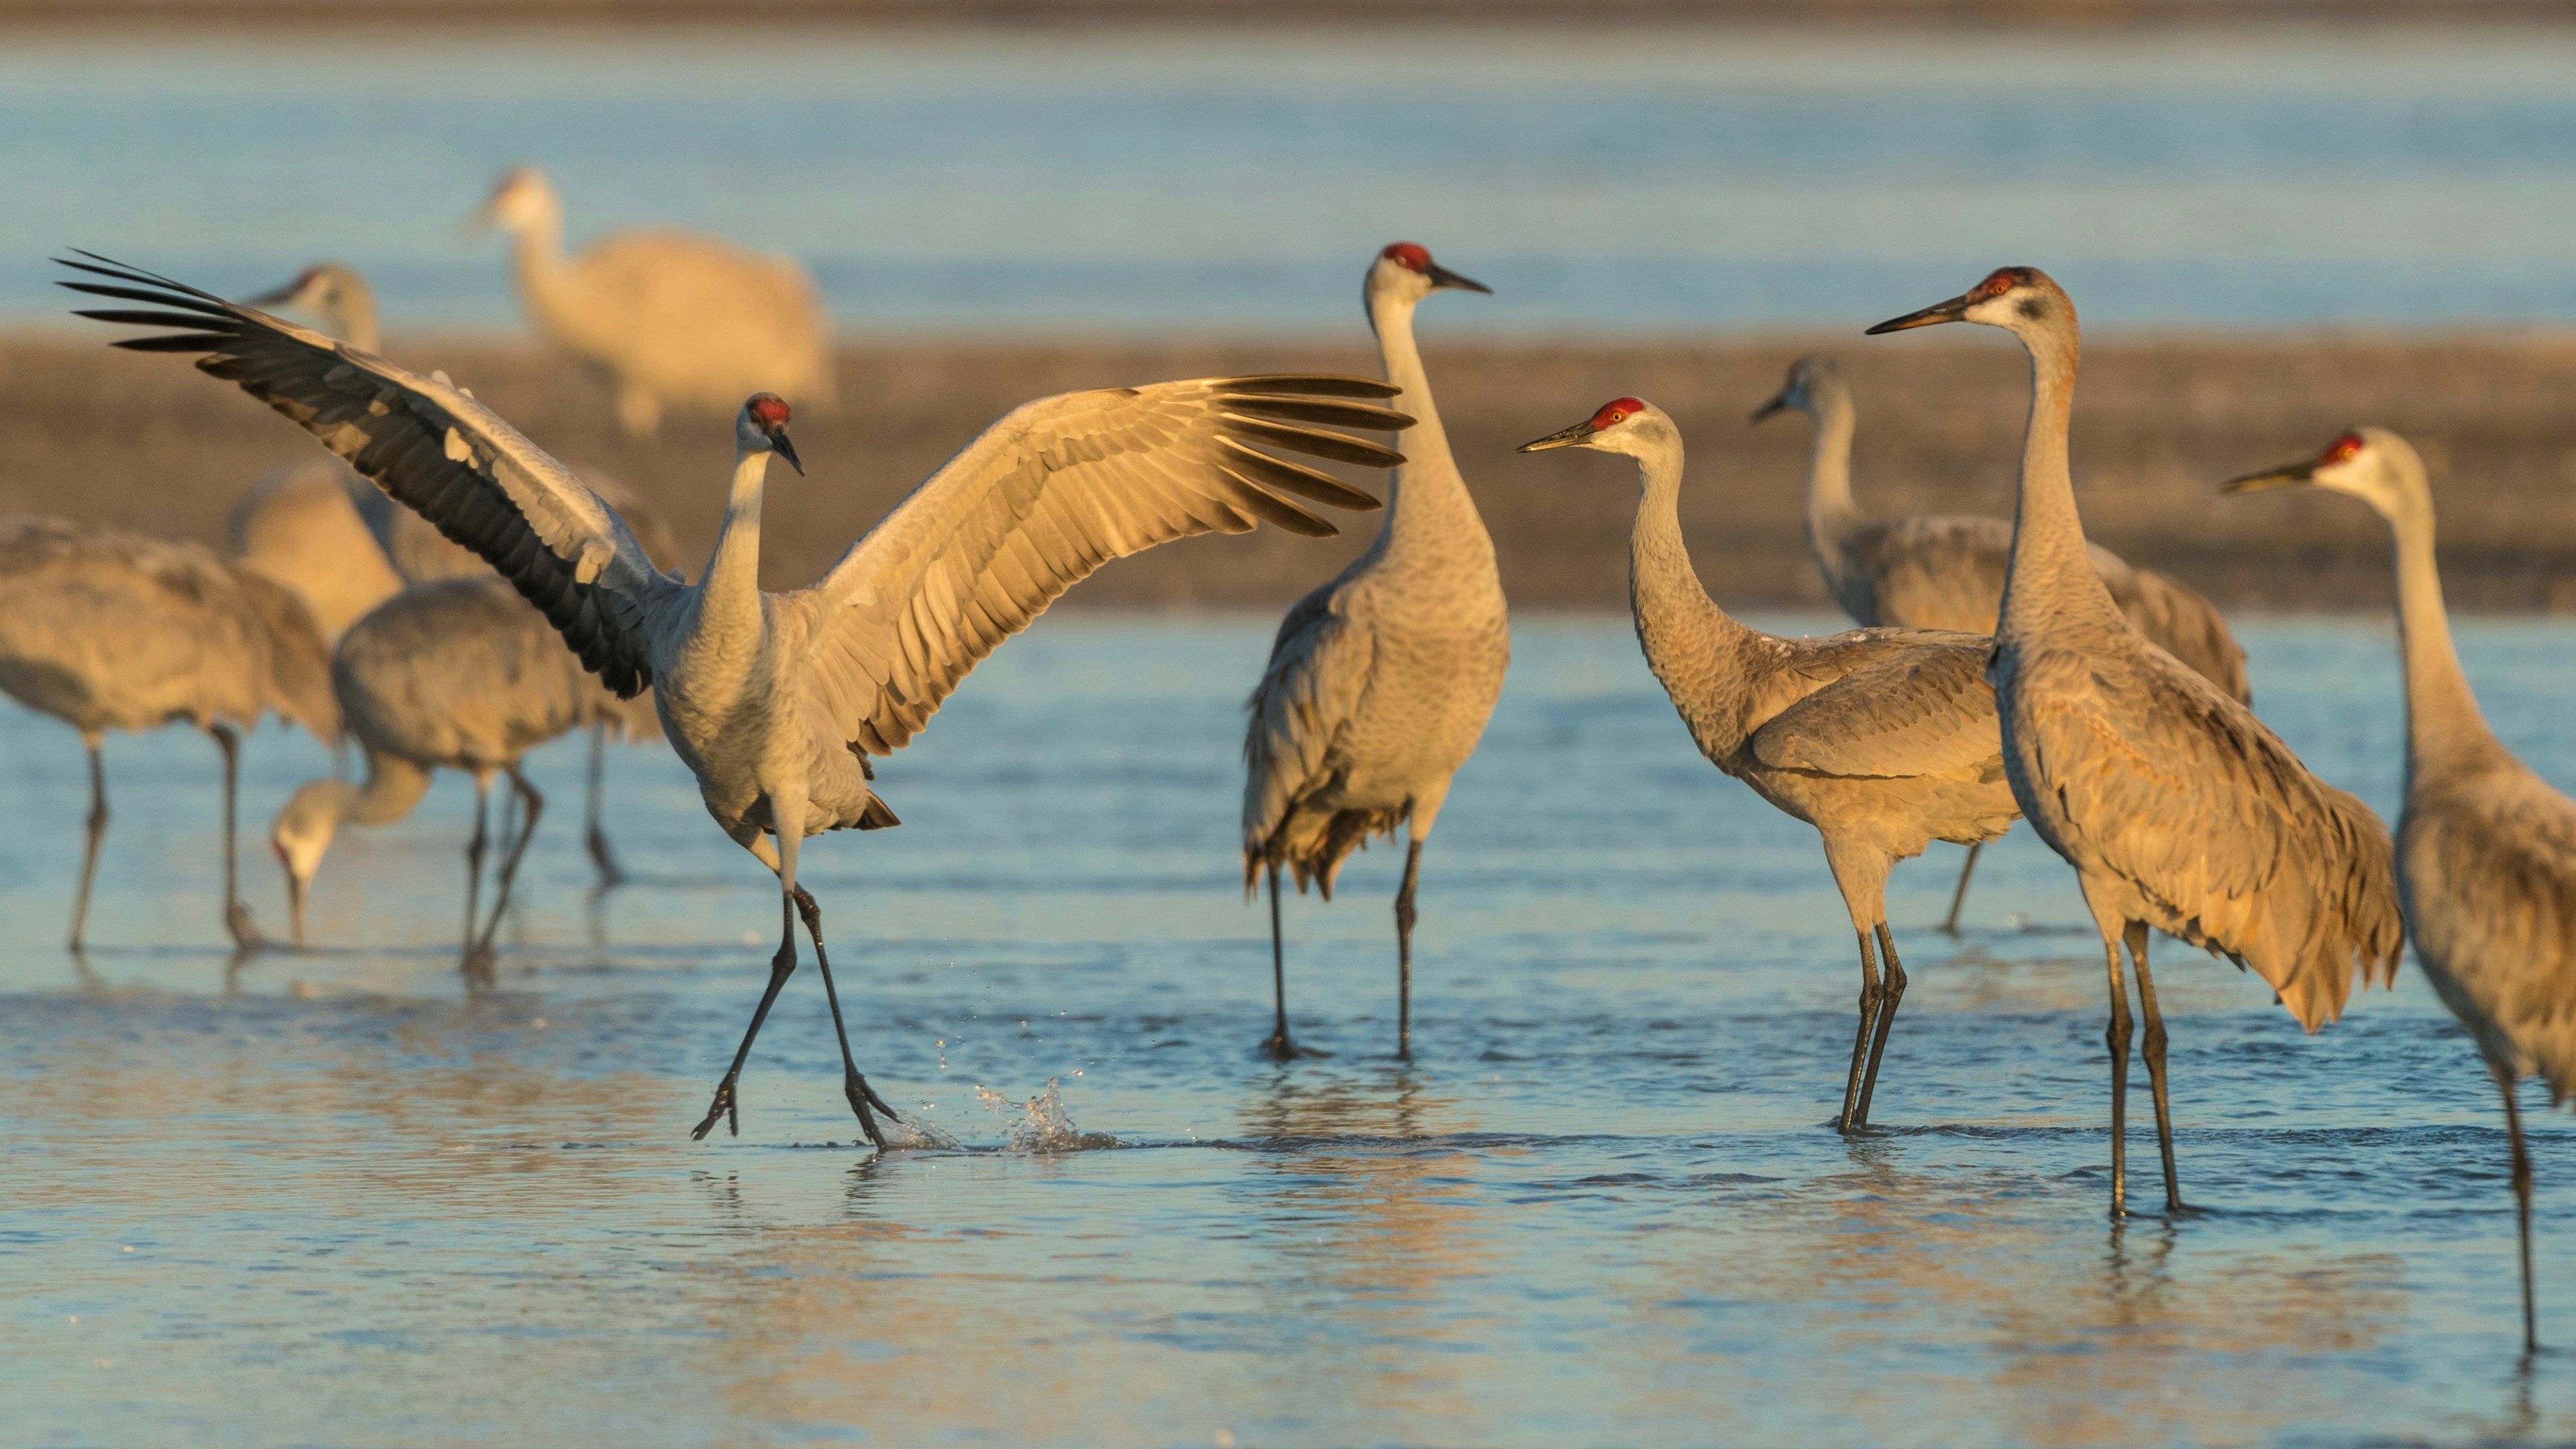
xmin=332 ymin=288 xmax=381 ymax=356
xmin=508 ymin=205 xmax=579 ymax=337
xmin=345 ymin=748 xmax=432 ymax=826
xmin=302 ymin=748 xmax=431 ymax=833
xmin=1801 ymin=381 xmax=1864 ymax=568
xmin=1996 ymin=321 xmax=2121 ymax=642
xmin=2382 ymin=480 xmax=2502 ymax=788
xmin=1368 ymin=290 xmax=1484 ymax=562
xmin=1627 ymin=433 xmax=1757 ymax=753
xmin=699 ymin=447 xmax=771 ymax=626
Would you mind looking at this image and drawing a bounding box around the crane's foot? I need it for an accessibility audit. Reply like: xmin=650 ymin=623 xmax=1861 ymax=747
xmin=460 ymin=942 xmax=499 ymax=988
xmin=225 ymin=900 xmax=267 ymax=953
xmin=845 ymin=1069 xmax=897 ymax=1148
xmin=1260 ymin=1030 xmax=1327 ymax=1061
xmin=691 ymin=1077 xmax=741 ymax=1140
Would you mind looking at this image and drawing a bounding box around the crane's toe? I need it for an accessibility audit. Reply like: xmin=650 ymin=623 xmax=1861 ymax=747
xmin=845 ymin=1070 xmax=896 ymax=1148
xmin=690 ymin=1079 xmax=740 ymax=1141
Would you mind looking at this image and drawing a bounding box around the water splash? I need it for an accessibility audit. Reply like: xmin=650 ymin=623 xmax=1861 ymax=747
xmin=876 ymin=1114 xmax=962 ymax=1152
xmin=974 ymin=1078 xmax=1118 ymax=1153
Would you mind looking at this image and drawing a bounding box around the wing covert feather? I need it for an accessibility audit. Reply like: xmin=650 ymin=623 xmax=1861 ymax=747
xmin=788 ymin=374 xmax=1405 ymax=755
xmin=1751 ymin=642 xmax=2001 ymax=778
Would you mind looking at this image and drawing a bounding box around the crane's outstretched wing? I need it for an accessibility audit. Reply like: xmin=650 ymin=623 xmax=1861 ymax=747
xmin=785 ymin=375 xmax=1409 ymax=755
xmin=1751 ymin=640 xmax=2001 ymax=780
xmin=60 ymin=253 xmax=679 ymax=697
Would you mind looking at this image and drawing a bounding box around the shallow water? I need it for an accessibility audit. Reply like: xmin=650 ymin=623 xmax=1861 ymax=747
xmin=7 ymin=26 xmax=2576 ymax=331
xmin=3 ymin=614 xmax=2573 ymax=1447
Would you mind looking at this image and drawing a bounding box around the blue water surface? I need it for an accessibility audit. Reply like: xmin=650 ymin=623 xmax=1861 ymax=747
xmin=1 ymin=614 xmax=2572 ymax=1447
xmin=5 ymin=25 xmax=2576 ymax=333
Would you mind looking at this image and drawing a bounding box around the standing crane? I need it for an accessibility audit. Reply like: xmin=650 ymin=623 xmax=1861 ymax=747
xmin=70 ymin=252 xmax=1409 ymax=1146
xmin=1868 ymin=267 xmax=2402 ymax=1216
xmin=2226 ymin=427 xmax=2575 ymax=1353
xmin=475 ymin=167 xmax=835 ymax=437
xmin=1519 ymin=398 xmax=2021 ymax=1130
xmin=272 ymin=575 xmax=653 ymax=974
xmin=1241 ymin=243 xmax=1507 ymax=1062
xmin=0 ymin=516 xmax=339 ymax=950
xmin=1754 ymin=353 xmax=2251 ymax=932
xmin=225 ymin=260 xmax=671 ymax=883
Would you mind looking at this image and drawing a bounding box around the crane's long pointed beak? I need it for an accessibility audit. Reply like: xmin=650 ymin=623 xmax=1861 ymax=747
xmin=1517 ymin=421 xmax=1595 ymax=453
xmin=1750 ymin=392 xmax=1791 ymax=424
xmin=2220 ymin=461 xmax=2316 ymax=494
xmin=771 ymin=431 xmax=804 ymax=476
xmin=1866 ymin=293 xmax=1975 ymax=335
xmin=244 ymin=280 xmax=301 ymax=309
xmin=1427 ymin=262 xmax=1493 ymax=294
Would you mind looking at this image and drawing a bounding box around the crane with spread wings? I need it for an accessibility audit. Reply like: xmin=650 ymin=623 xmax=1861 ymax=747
xmin=65 ymin=253 xmax=1413 ymax=1147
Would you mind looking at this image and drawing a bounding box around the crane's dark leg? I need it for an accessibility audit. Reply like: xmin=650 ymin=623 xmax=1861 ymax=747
xmin=2126 ymin=922 xmax=2188 ymax=1213
xmin=1941 ymin=843 xmax=1982 ymax=936
xmin=585 ymin=721 xmax=625 ymax=889
xmin=471 ymin=766 xmax=543 ymax=967
xmin=2498 ymin=1064 xmax=2539 ymax=1354
xmin=460 ymin=776 xmax=491 ymax=977
xmin=68 ymin=739 xmax=108 ymax=951
xmin=794 ymin=884 xmax=896 ymax=1148
xmin=2102 ymin=936 xmax=2135 ymax=1218
xmin=213 ymin=725 xmax=262 ymax=949
xmin=691 ymin=888 xmax=798 ymax=1141
xmin=1394 ymin=838 xmax=1423 ymax=1060
xmin=1263 ymin=857 xmax=1297 ymax=1060
xmin=1853 ymin=922 xmax=1910 ymax=1127
xmin=1838 ymin=928 xmax=1882 ymax=1134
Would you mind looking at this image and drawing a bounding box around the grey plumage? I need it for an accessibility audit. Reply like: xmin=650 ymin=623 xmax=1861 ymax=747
xmin=70 ymin=250 xmax=1410 ymax=1146
xmin=226 ymin=260 xmax=669 ymax=883
xmin=1870 ymin=268 xmax=2401 ymax=1217
xmin=1241 ymin=244 xmax=1509 ymax=1060
xmin=476 ymin=167 xmax=835 ymax=437
xmin=271 ymin=576 xmax=637 ymax=969
xmin=2226 ymin=426 xmax=2573 ymax=1351
xmin=1759 ymin=354 xmax=2253 ymax=930
xmin=1762 ymin=354 xmax=2250 ymax=701
xmin=0 ymin=515 xmax=339 ymax=949
xmin=1520 ymin=398 xmax=2019 ymax=1130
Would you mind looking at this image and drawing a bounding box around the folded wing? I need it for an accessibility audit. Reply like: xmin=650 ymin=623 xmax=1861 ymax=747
xmin=1752 ymin=640 xmax=2002 ymax=780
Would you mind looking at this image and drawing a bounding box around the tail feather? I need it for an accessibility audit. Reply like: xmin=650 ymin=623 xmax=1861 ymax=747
xmin=2269 ymin=783 xmax=2405 ymax=1031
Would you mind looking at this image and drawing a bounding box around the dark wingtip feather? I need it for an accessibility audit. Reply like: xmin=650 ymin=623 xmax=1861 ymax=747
xmin=112 ymin=334 xmax=230 ymax=353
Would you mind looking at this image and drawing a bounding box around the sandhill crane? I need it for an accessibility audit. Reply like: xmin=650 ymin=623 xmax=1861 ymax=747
xmin=227 ymin=262 xmax=670 ymax=883
xmin=2226 ymin=427 xmax=2574 ymax=1352
xmin=1868 ymin=268 xmax=2402 ymax=1216
xmin=475 ymin=167 xmax=835 ymax=437
xmin=1242 ymin=242 xmax=1507 ymax=1061
xmin=272 ymin=575 xmax=650 ymax=973
xmin=1519 ymin=398 xmax=2021 ymax=1130
xmin=70 ymin=252 xmax=1409 ymax=1146
xmin=0 ymin=516 xmax=339 ymax=950
xmin=1756 ymin=353 xmax=2252 ymax=932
